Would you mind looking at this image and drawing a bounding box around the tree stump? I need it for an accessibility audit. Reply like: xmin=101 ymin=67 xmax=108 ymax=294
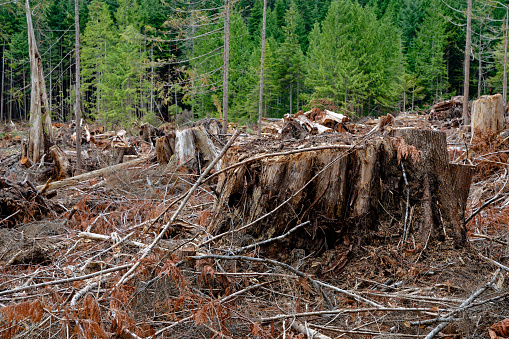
xmin=207 ymin=128 xmax=474 ymax=259
xmin=155 ymin=119 xmax=225 ymax=171
xmin=471 ymin=94 xmax=504 ymax=141
xmin=49 ymin=145 xmax=71 ymax=180
xmin=155 ymin=133 xmax=175 ymax=164
xmin=139 ymin=123 xmax=165 ymax=145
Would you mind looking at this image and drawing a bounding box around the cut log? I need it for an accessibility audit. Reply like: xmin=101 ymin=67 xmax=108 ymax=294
xmin=207 ymin=128 xmax=473 ymax=261
xmin=471 ymin=94 xmax=504 ymax=141
xmin=49 ymin=145 xmax=71 ymax=180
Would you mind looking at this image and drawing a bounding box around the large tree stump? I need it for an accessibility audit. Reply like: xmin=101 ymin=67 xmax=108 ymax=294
xmin=471 ymin=94 xmax=504 ymax=141
xmin=207 ymin=128 xmax=474 ymax=259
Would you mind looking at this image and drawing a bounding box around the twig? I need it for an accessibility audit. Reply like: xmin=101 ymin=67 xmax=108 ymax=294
xmin=401 ymin=163 xmax=410 ymax=243
xmin=115 ymin=130 xmax=240 ymax=287
xmin=423 ymin=269 xmax=500 ymax=339
xmin=235 ymin=221 xmax=310 ymax=253
xmin=0 ymin=264 xmax=131 ymax=297
xmin=78 ymin=231 xmax=146 ymax=248
xmin=191 ymin=254 xmax=382 ymax=308
xmin=259 ymin=307 xmax=440 ymax=322
xmin=470 ymin=233 xmax=508 ymax=245
xmin=70 ymin=281 xmax=100 ymax=306
xmin=478 ymin=252 xmax=509 ymax=272
xmin=465 ymin=170 xmax=509 ymax=224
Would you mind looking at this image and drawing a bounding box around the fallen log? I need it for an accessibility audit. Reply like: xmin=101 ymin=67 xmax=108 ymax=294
xmin=207 ymin=128 xmax=473 ymax=261
xmin=35 ymin=154 xmax=155 ymax=192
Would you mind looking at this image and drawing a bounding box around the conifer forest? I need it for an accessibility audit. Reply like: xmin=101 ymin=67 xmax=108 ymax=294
xmin=2 ymin=0 xmax=509 ymax=339
xmin=0 ymin=0 xmax=508 ymax=124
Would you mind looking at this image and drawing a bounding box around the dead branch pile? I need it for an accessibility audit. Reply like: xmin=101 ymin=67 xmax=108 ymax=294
xmin=0 ymin=111 xmax=508 ymax=339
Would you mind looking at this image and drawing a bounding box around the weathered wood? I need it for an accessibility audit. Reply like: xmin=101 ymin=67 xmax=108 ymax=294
xmin=21 ymin=139 xmax=31 ymax=168
xmin=35 ymin=154 xmax=155 ymax=192
xmin=157 ymin=120 xmax=223 ymax=170
xmin=49 ymin=145 xmax=71 ymax=180
xmin=207 ymin=128 xmax=473 ymax=260
xmin=26 ymin=0 xmax=53 ymax=163
xmin=155 ymin=133 xmax=175 ymax=164
xmin=471 ymin=94 xmax=505 ymax=141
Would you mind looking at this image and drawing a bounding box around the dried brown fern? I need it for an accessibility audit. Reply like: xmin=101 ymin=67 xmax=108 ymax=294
xmin=392 ymin=137 xmax=423 ymax=164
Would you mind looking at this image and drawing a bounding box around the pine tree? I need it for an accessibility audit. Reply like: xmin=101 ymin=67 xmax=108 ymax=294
xmin=411 ymin=0 xmax=448 ymax=102
xmin=81 ymin=0 xmax=116 ymax=120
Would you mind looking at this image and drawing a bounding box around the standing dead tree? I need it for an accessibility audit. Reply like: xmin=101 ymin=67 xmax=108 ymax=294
xmin=25 ymin=0 xmax=53 ymax=164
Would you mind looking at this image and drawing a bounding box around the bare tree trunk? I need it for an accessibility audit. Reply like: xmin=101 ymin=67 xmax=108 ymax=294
xmin=9 ymin=52 xmax=12 ymax=121
xmin=75 ymin=0 xmax=82 ymax=174
xmin=222 ymin=0 xmax=230 ymax=134
xmin=1 ymin=42 xmax=4 ymax=122
xmin=504 ymin=7 xmax=508 ymax=105
xmin=463 ymin=0 xmax=472 ymax=124
xmin=257 ymin=0 xmax=267 ymax=136
xmin=26 ymin=0 xmax=53 ymax=164
xmin=478 ymin=23 xmax=482 ymax=99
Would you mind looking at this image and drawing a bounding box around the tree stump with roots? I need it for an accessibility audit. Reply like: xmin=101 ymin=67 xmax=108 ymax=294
xmin=207 ymin=128 xmax=475 ymax=259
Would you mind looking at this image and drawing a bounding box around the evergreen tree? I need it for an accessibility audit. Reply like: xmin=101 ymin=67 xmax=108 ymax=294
xmin=411 ymin=0 xmax=448 ymax=102
xmin=81 ymin=0 xmax=117 ymax=120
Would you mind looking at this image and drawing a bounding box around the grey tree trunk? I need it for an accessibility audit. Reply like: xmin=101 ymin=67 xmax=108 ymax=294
xmin=26 ymin=0 xmax=53 ymax=163
xmin=257 ymin=0 xmax=267 ymax=136
xmin=463 ymin=0 xmax=472 ymax=124
xmin=504 ymin=7 xmax=508 ymax=105
xmin=75 ymin=0 xmax=82 ymax=174
xmin=1 ymin=43 xmax=4 ymax=121
xmin=222 ymin=0 xmax=230 ymax=134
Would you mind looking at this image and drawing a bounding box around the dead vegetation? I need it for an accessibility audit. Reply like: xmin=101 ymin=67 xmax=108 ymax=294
xmin=0 ymin=102 xmax=508 ymax=339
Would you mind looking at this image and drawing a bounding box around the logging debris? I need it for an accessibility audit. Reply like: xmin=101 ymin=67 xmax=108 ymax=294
xmin=0 ymin=105 xmax=509 ymax=338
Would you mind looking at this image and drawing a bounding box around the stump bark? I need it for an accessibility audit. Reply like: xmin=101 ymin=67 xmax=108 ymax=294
xmin=471 ymin=94 xmax=504 ymax=141
xmin=207 ymin=128 xmax=474 ymax=259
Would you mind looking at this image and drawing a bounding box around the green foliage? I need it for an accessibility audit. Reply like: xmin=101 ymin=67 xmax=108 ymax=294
xmin=305 ymin=0 xmax=401 ymax=113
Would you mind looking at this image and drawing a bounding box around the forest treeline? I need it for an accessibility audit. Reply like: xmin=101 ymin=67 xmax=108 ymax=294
xmin=0 ymin=0 xmax=508 ymax=126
